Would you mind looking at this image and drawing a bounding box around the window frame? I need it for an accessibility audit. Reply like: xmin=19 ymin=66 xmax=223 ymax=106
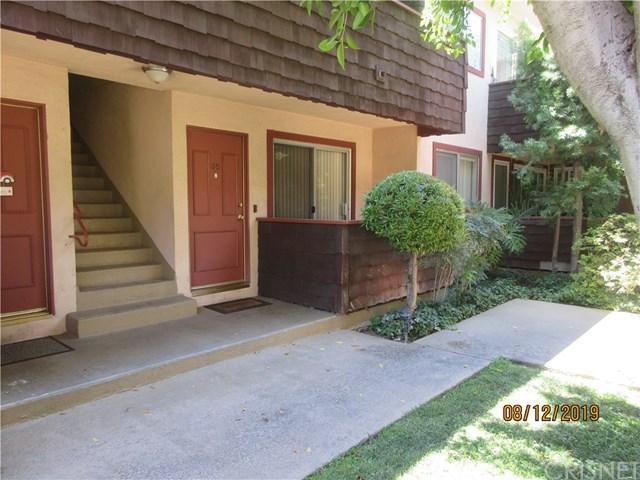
xmin=496 ymin=30 xmax=517 ymax=82
xmin=267 ymin=130 xmax=356 ymax=221
xmin=513 ymin=163 xmax=548 ymax=190
xmin=432 ymin=142 xmax=482 ymax=204
xmin=553 ymin=166 xmax=575 ymax=184
xmin=466 ymin=7 xmax=486 ymax=78
xmin=491 ymin=156 xmax=551 ymax=209
xmin=492 ymin=158 xmax=511 ymax=208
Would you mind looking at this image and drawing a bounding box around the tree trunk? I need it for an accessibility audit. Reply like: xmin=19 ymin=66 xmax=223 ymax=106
xmin=551 ymin=215 xmax=561 ymax=272
xmin=407 ymin=252 xmax=418 ymax=314
xmin=570 ymin=165 xmax=583 ymax=272
xmin=532 ymin=1 xmax=640 ymax=224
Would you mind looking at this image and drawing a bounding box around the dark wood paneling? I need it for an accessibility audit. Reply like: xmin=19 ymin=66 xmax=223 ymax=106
xmin=258 ymin=221 xmax=348 ymax=312
xmin=258 ymin=220 xmax=437 ymax=313
xmin=1 ymin=1 xmax=466 ymax=134
xmin=487 ymin=80 xmax=537 ymax=153
xmin=346 ymin=224 xmax=436 ymax=312
xmin=502 ymin=217 xmax=576 ymax=269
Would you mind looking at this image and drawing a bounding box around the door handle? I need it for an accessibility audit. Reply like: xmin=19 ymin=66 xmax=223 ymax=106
xmin=237 ymin=214 xmax=244 ymax=220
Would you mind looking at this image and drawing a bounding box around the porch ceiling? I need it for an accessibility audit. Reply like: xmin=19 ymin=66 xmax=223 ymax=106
xmin=1 ymin=29 xmax=405 ymax=130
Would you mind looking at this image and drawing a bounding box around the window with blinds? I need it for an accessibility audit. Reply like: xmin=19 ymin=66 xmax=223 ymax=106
xmin=434 ymin=149 xmax=480 ymax=205
xmin=273 ymin=140 xmax=351 ymax=220
xmin=496 ymin=32 xmax=517 ymax=82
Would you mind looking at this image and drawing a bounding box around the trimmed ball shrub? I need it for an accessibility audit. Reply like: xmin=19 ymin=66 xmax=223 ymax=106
xmin=362 ymin=171 xmax=465 ymax=339
xmin=362 ymin=171 xmax=465 ymax=255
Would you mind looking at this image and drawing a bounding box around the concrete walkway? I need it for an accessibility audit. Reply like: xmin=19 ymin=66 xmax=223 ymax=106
xmin=2 ymin=300 xmax=638 ymax=479
xmin=417 ymin=299 xmax=640 ymax=387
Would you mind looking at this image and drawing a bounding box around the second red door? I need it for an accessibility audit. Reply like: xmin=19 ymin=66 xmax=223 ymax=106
xmin=187 ymin=128 xmax=246 ymax=288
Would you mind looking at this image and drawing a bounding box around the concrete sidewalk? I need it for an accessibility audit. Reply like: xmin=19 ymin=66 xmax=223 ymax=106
xmin=1 ymin=330 xmax=490 ymax=480
xmin=417 ymin=299 xmax=640 ymax=387
xmin=2 ymin=300 xmax=638 ymax=479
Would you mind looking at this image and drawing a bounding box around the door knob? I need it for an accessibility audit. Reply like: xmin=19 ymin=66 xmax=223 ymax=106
xmin=237 ymin=214 xmax=244 ymax=220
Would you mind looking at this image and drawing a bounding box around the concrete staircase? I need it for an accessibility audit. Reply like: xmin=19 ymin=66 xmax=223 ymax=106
xmin=67 ymin=138 xmax=197 ymax=337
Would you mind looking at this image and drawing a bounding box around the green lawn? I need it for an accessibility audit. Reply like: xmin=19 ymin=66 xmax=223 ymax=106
xmin=308 ymin=360 xmax=640 ymax=480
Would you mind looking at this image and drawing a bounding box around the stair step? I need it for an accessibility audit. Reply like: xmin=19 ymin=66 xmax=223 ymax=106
xmin=75 ymin=217 xmax=133 ymax=234
xmin=76 ymin=203 xmax=123 ymax=218
xmin=73 ymin=189 xmax=113 ymax=203
xmin=73 ymin=176 xmax=105 ymax=189
xmin=76 ymin=231 xmax=142 ymax=250
xmin=75 ymin=247 xmax=154 ymax=269
xmin=76 ymin=279 xmax=179 ymax=311
xmin=67 ymin=295 xmax=198 ymax=338
xmin=72 ymin=153 xmax=91 ymax=165
xmin=77 ymin=263 xmax=164 ymax=288
xmin=72 ymin=165 xmax=99 ymax=177
xmin=76 ymin=248 xmax=153 ymax=268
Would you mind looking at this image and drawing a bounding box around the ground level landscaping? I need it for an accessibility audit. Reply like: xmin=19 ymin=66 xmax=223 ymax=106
xmin=369 ymin=267 xmax=640 ymax=342
xmin=308 ymin=359 xmax=640 ymax=480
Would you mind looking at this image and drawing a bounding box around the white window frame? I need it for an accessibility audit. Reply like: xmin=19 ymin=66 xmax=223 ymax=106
xmin=466 ymin=9 xmax=485 ymax=76
xmin=553 ymin=166 xmax=575 ymax=184
xmin=273 ymin=138 xmax=352 ymax=220
xmin=513 ymin=163 xmax=548 ymax=191
xmin=434 ymin=148 xmax=480 ymax=204
xmin=492 ymin=159 xmax=510 ymax=207
xmin=496 ymin=31 xmax=517 ymax=82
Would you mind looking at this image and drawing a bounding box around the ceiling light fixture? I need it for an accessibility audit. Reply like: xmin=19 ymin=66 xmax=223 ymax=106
xmin=142 ymin=64 xmax=170 ymax=84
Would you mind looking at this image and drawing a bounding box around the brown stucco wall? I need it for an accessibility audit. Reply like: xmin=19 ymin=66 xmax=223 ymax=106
xmin=372 ymin=125 xmax=419 ymax=185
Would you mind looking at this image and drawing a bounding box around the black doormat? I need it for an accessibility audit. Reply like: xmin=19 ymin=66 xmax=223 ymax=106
xmin=205 ymin=298 xmax=271 ymax=314
xmin=1 ymin=337 xmax=73 ymax=366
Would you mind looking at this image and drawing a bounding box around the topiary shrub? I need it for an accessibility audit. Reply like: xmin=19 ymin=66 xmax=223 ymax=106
xmin=362 ymin=171 xmax=465 ymax=339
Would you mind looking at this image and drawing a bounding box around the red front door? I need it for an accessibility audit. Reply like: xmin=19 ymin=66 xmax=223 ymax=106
xmin=1 ymin=102 xmax=50 ymax=315
xmin=187 ymin=127 xmax=246 ymax=288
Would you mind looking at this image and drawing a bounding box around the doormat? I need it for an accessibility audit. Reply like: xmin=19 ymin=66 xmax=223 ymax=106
xmin=1 ymin=337 xmax=73 ymax=366
xmin=205 ymin=298 xmax=271 ymax=314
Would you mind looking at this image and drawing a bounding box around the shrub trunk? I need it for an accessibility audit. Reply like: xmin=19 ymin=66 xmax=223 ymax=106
xmin=407 ymin=252 xmax=418 ymax=314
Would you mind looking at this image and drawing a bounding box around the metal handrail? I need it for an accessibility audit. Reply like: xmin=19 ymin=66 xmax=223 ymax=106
xmin=69 ymin=201 xmax=89 ymax=247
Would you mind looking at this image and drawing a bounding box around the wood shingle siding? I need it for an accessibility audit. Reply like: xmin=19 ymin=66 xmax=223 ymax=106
xmin=1 ymin=1 xmax=466 ymax=134
xmin=487 ymin=79 xmax=537 ymax=153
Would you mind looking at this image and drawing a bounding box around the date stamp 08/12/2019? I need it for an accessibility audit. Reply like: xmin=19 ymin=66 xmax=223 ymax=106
xmin=502 ymin=404 xmax=601 ymax=422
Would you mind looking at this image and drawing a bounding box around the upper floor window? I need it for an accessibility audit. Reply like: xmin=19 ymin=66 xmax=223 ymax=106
xmin=467 ymin=9 xmax=486 ymax=77
xmin=270 ymin=134 xmax=353 ymax=221
xmin=434 ymin=146 xmax=480 ymax=206
xmin=496 ymin=32 xmax=518 ymax=82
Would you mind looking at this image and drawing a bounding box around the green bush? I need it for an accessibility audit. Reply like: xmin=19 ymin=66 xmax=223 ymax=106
xmin=370 ymin=276 xmax=532 ymax=341
xmin=370 ymin=265 xmax=638 ymax=342
xmin=433 ymin=203 xmax=525 ymax=296
xmin=571 ymin=214 xmax=640 ymax=311
xmin=363 ymin=171 xmax=465 ymax=338
xmin=362 ymin=171 xmax=465 ymax=255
